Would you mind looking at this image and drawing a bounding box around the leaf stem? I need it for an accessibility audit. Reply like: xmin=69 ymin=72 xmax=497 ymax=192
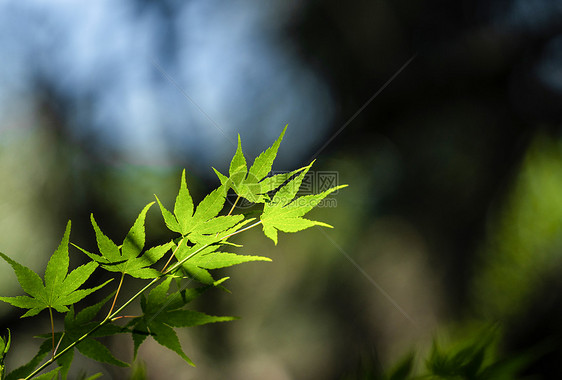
xmin=107 ymin=277 xmax=161 ymax=320
xmin=161 ymin=237 xmax=185 ymax=273
xmin=227 ymin=196 xmax=240 ymax=216
xmin=53 ymin=332 xmax=65 ymax=357
xmin=48 ymin=307 xmax=54 ymax=358
xmin=110 ymin=315 xmax=139 ymax=321
xmin=106 ymin=273 xmax=125 ymax=319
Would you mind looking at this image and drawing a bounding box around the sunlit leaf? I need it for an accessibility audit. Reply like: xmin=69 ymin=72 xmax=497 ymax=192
xmin=75 ymin=203 xmax=173 ymax=279
xmin=0 ymin=222 xmax=108 ymax=318
xmin=214 ymin=125 xmax=290 ymax=204
xmin=261 ymin=164 xmax=347 ymax=244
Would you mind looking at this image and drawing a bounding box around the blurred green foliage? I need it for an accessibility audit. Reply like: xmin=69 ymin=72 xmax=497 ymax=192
xmin=474 ymin=135 xmax=562 ymax=318
xmin=343 ymin=324 xmax=534 ymax=379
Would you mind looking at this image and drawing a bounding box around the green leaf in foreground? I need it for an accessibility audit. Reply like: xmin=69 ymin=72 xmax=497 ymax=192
xmin=32 ymin=367 xmax=60 ymax=380
xmin=155 ymin=171 xmax=234 ymax=239
xmin=173 ymin=241 xmax=271 ymax=284
xmin=129 ymin=277 xmax=235 ymax=364
xmin=0 ymin=221 xmax=109 ymax=318
xmin=76 ymin=203 xmax=173 ymax=279
xmin=190 ymin=251 xmax=271 ymax=270
xmin=213 ymin=125 xmax=295 ymax=203
xmin=261 ymin=164 xmax=348 ymax=244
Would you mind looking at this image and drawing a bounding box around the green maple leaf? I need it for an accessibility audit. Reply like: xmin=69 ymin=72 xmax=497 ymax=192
xmin=129 ymin=277 xmax=235 ymax=365
xmin=31 ymin=367 xmax=60 ymax=380
xmin=184 ymin=216 xmax=256 ymax=246
xmin=173 ymin=241 xmax=271 ymax=285
xmin=261 ymin=163 xmax=348 ymax=245
xmin=213 ymin=125 xmax=304 ymax=203
xmin=155 ymin=171 xmax=242 ymax=242
xmin=0 ymin=221 xmax=109 ymax=318
xmin=75 ymin=202 xmax=174 ymax=279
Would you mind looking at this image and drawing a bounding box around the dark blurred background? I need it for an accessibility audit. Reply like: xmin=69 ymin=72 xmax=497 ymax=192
xmin=1 ymin=0 xmax=562 ymax=379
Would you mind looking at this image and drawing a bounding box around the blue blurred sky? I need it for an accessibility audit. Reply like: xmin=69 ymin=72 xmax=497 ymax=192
xmin=0 ymin=0 xmax=333 ymax=171
xmin=490 ymin=0 xmax=562 ymax=34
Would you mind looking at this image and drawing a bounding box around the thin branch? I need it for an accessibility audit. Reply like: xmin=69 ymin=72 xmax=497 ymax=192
xmin=166 ymin=220 xmax=263 ymax=275
xmin=219 ymin=220 xmax=262 ymax=241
